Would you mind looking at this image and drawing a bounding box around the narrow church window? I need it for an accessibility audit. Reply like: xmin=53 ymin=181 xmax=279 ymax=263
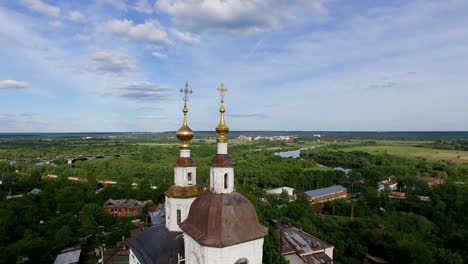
xmin=224 ymin=173 xmax=228 ymax=189
xmin=187 ymin=172 xmax=192 ymax=183
xmin=177 ymin=209 xmax=181 ymax=224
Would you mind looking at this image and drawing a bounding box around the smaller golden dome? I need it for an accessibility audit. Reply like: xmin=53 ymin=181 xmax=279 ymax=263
xmin=216 ymin=99 xmax=229 ymax=143
xmin=176 ymin=104 xmax=193 ymax=149
xmin=177 ymin=82 xmax=194 ymax=149
xmin=215 ymin=83 xmax=229 ymax=143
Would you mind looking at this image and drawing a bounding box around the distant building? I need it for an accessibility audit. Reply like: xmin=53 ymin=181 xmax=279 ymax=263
xmin=278 ymin=224 xmax=334 ymax=264
xmin=377 ymin=178 xmax=398 ymax=192
xmin=303 ymin=185 xmax=347 ymax=204
xmin=266 ymin=187 xmax=296 ymax=201
xmin=104 ymin=199 xmax=152 ymax=217
xmin=238 ymin=135 xmax=253 ymax=141
xmin=28 ymin=188 xmax=43 ymax=195
xmin=238 ymin=135 xmax=299 ymax=141
xmin=54 ymin=246 xmax=81 ymax=264
xmin=420 ymin=177 xmax=445 ymax=188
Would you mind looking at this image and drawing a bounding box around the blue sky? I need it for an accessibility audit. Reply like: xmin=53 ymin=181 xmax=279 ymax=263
xmin=0 ymin=0 xmax=467 ymax=132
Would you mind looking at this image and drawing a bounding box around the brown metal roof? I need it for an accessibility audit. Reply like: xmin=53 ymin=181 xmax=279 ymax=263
xmin=210 ymin=154 xmax=233 ymax=167
xmin=176 ymin=157 xmax=195 ymax=167
xmin=165 ymin=185 xmax=204 ymax=198
xmin=179 ymin=192 xmax=267 ymax=248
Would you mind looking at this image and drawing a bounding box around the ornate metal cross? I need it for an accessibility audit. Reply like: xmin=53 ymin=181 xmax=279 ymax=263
xmin=217 ymin=82 xmax=228 ymax=100
xmin=180 ymin=81 xmax=193 ymax=103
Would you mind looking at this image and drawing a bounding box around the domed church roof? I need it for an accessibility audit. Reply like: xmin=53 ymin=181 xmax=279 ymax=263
xmin=179 ymin=191 xmax=268 ymax=248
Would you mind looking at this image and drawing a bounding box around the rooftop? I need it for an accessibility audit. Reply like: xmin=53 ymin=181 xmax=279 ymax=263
xmin=103 ymin=199 xmax=152 ymax=210
xmin=127 ymin=226 xmax=184 ymax=264
xmin=279 ymin=225 xmax=333 ymax=264
xmin=304 ymin=185 xmax=346 ymax=199
xmin=54 ymin=246 xmax=81 ymax=264
xmin=266 ymin=187 xmax=295 ymax=193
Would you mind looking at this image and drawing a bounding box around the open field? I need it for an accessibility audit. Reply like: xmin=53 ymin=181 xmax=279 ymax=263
xmin=338 ymin=145 xmax=468 ymax=163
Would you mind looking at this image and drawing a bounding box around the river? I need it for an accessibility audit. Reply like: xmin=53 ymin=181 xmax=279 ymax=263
xmin=274 ymin=148 xmax=352 ymax=175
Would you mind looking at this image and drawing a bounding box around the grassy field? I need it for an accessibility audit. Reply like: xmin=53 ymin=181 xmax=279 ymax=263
xmin=338 ymin=145 xmax=468 ymax=163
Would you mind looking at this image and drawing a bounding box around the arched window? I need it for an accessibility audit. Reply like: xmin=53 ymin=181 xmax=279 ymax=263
xmin=224 ymin=173 xmax=229 ymax=189
xmin=187 ymin=172 xmax=192 ymax=183
xmin=235 ymin=258 xmax=248 ymax=264
xmin=177 ymin=209 xmax=181 ymax=224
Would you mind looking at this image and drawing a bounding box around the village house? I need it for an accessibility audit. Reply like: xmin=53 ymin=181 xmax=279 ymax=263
xmin=377 ymin=177 xmax=398 ymax=192
xmin=53 ymin=246 xmax=81 ymax=264
xmin=266 ymin=186 xmax=296 ymax=201
xmin=303 ymin=185 xmax=347 ymax=204
xmin=103 ymin=199 xmax=152 ymax=217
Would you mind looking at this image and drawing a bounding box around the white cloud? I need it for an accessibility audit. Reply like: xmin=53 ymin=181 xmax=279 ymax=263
xmin=104 ymin=0 xmax=128 ymax=11
xmin=75 ymin=34 xmax=90 ymax=42
xmin=48 ymin=20 xmax=62 ymax=28
xmin=69 ymin=11 xmax=84 ymax=22
xmin=139 ymin=115 xmax=166 ymax=119
xmin=0 ymin=113 xmax=49 ymax=131
xmin=91 ymin=51 xmax=135 ymax=74
xmin=116 ymin=82 xmax=171 ymax=102
xmin=103 ymin=19 xmax=171 ymax=45
xmin=20 ymin=0 xmax=60 ymax=17
xmin=134 ymin=0 xmax=154 ymax=14
xmin=172 ymin=29 xmax=200 ymax=44
xmin=151 ymin=51 xmax=168 ymax=59
xmin=155 ymin=0 xmax=328 ymax=33
xmin=0 ymin=80 xmax=30 ymax=89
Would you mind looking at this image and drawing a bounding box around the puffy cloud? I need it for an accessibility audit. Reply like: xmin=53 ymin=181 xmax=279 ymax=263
xmin=20 ymin=0 xmax=60 ymax=17
xmin=156 ymin=0 xmax=328 ymax=33
xmin=48 ymin=20 xmax=62 ymax=28
xmin=75 ymin=34 xmax=90 ymax=42
xmin=91 ymin=51 xmax=135 ymax=74
xmin=103 ymin=19 xmax=171 ymax=45
xmin=0 ymin=80 xmax=30 ymax=89
xmin=134 ymin=0 xmax=154 ymax=14
xmin=69 ymin=11 xmax=84 ymax=21
xmin=0 ymin=113 xmax=48 ymax=127
xmin=151 ymin=51 xmax=168 ymax=59
xmin=104 ymin=0 xmax=128 ymax=11
xmin=115 ymin=82 xmax=171 ymax=102
xmin=172 ymin=29 xmax=200 ymax=44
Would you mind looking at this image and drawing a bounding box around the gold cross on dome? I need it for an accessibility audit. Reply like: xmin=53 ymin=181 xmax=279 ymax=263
xmin=217 ymin=82 xmax=228 ymax=100
xmin=179 ymin=81 xmax=192 ymax=103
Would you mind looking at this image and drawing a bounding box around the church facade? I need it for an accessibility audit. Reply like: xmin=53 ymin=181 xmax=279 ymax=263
xmin=127 ymin=83 xmax=267 ymax=264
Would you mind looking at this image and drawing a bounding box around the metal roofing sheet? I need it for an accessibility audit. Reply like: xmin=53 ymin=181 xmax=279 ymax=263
xmin=54 ymin=249 xmax=81 ymax=264
xmin=304 ymin=185 xmax=346 ymax=198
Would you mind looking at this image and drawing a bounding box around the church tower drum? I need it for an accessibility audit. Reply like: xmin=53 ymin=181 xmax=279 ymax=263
xmin=210 ymin=83 xmax=234 ymax=194
xmin=165 ymin=82 xmax=204 ymax=232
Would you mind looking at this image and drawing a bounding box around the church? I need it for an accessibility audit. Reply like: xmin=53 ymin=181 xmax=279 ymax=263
xmin=127 ymin=83 xmax=268 ymax=264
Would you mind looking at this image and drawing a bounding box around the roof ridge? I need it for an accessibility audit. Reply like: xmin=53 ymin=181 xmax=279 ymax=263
xmin=218 ymin=193 xmax=224 ymax=245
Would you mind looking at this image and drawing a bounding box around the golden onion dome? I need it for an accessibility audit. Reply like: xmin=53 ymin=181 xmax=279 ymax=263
xmin=215 ymin=83 xmax=229 ymax=143
xmin=177 ymin=81 xmax=194 ymax=149
xmin=177 ymin=104 xmax=193 ymax=149
xmin=216 ymin=99 xmax=229 ymax=143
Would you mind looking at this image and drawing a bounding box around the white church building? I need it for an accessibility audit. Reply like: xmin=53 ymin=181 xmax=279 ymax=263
xmin=127 ymin=83 xmax=267 ymax=264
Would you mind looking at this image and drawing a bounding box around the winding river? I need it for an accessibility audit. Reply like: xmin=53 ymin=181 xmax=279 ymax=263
xmin=274 ymin=148 xmax=352 ymax=175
